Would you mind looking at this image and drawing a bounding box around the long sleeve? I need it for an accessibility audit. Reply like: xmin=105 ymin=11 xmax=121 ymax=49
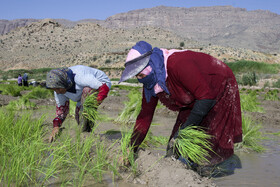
xmin=130 ymin=88 xmax=158 ymax=152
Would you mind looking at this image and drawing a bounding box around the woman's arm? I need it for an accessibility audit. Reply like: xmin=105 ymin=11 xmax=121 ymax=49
xmin=130 ymin=88 xmax=158 ymax=152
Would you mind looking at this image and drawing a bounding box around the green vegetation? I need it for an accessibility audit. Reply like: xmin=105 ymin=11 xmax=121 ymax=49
xmin=23 ymin=86 xmax=53 ymax=99
xmin=6 ymin=97 xmax=36 ymax=110
xmin=235 ymin=115 xmax=265 ymax=152
xmin=263 ymin=89 xmax=279 ymax=101
xmin=115 ymin=89 xmax=142 ymax=125
xmin=0 ymin=109 xmax=137 ymax=186
xmin=226 ymin=60 xmax=280 ymax=74
xmin=82 ymin=92 xmax=99 ymax=123
xmin=175 ymin=126 xmax=214 ymax=165
xmin=240 ymin=91 xmax=264 ymax=112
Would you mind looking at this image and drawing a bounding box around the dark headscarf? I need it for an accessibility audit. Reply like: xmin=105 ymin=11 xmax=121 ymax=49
xmin=46 ymin=68 xmax=76 ymax=93
xmin=132 ymin=41 xmax=169 ymax=102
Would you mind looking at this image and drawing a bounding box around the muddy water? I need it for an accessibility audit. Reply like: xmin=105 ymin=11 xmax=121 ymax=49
xmin=214 ymin=132 xmax=280 ymax=187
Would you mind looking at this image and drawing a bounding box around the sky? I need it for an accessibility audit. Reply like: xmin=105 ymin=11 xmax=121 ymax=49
xmin=1 ymin=0 xmax=280 ymax=21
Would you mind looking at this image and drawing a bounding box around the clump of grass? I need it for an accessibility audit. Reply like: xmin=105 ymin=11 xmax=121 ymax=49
xmin=141 ymin=130 xmax=168 ymax=149
xmin=264 ymin=89 xmax=279 ymax=101
xmin=23 ymin=86 xmax=53 ymax=99
xmin=235 ymin=115 xmax=265 ymax=152
xmin=175 ymin=126 xmax=214 ymax=165
xmin=1 ymin=84 xmax=23 ymax=96
xmin=119 ymin=129 xmax=138 ymax=176
xmin=240 ymin=92 xmax=264 ymax=112
xmin=115 ymin=90 xmax=142 ymax=125
xmin=6 ymin=97 xmax=36 ymax=110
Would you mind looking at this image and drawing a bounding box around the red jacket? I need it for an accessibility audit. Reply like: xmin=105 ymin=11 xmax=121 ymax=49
xmin=131 ymin=50 xmax=242 ymax=165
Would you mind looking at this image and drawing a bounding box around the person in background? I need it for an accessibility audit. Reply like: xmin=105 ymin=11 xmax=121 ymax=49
xmin=17 ymin=74 xmax=22 ymax=86
xmin=119 ymin=41 xmax=242 ymax=176
xmin=23 ymin=73 xmax=29 ymax=87
xmin=46 ymin=65 xmax=111 ymax=143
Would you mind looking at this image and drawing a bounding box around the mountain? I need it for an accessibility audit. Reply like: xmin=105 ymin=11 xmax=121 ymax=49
xmin=101 ymin=6 xmax=280 ymax=53
xmin=0 ymin=6 xmax=280 ymax=73
xmin=1 ymin=6 xmax=280 ymax=53
xmin=0 ymin=19 xmax=197 ymax=71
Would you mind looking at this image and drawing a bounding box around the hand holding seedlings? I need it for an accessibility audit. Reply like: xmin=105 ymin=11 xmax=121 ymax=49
xmin=45 ymin=65 xmax=111 ymax=140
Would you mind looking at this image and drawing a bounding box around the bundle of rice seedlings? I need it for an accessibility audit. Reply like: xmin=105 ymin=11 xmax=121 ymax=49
xmin=175 ymin=126 xmax=214 ymax=165
xmin=82 ymin=92 xmax=99 ymax=123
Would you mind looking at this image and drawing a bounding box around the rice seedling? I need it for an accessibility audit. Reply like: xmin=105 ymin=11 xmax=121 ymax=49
xmin=0 ymin=108 xmax=119 ymax=186
xmin=82 ymin=92 xmax=99 ymax=123
xmin=235 ymin=114 xmax=265 ymax=152
xmin=23 ymin=86 xmax=53 ymax=99
xmin=240 ymin=92 xmax=264 ymax=112
xmin=175 ymin=126 xmax=214 ymax=165
xmin=119 ymin=129 xmax=138 ymax=176
xmin=115 ymin=90 xmax=142 ymax=125
xmin=0 ymin=83 xmax=23 ymax=96
xmin=6 ymin=97 xmax=36 ymax=110
xmin=0 ymin=110 xmax=46 ymax=186
xmin=263 ymin=89 xmax=280 ymax=101
xmin=141 ymin=130 xmax=168 ymax=149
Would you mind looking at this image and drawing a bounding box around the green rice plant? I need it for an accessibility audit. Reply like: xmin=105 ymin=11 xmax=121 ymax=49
xmin=82 ymin=92 xmax=99 ymax=123
xmin=240 ymin=92 xmax=264 ymax=112
xmin=115 ymin=90 xmax=142 ymax=125
xmin=6 ymin=97 xmax=36 ymax=110
xmin=1 ymin=84 xmax=23 ymax=96
xmin=235 ymin=115 xmax=265 ymax=152
xmin=0 ymin=110 xmax=46 ymax=186
xmin=175 ymin=126 xmax=214 ymax=165
xmin=0 ymin=108 xmax=121 ymax=186
xmin=120 ymin=129 xmax=138 ymax=176
xmin=141 ymin=130 xmax=168 ymax=149
xmin=23 ymin=86 xmax=53 ymax=99
xmin=263 ymin=89 xmax=280 ymax=101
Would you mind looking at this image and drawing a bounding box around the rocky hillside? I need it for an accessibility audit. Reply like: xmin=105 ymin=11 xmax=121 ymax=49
xmin=102 ymin=6 xmax=280 ymax=53
xmin=0 ymin=19 xmax=197 ymax=71
xmin=0 ymin=18 xmax=279 ymax=75
xmin=1 ymin=6 xmax=280 ymax=54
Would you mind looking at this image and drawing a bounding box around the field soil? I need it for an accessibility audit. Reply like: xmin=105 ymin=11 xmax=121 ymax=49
xmin=0 ymin=85 xmax=279 ymax=186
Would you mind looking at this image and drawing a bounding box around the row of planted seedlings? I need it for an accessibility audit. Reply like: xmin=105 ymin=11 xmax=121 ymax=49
xmin=0 ymin=81 xmax=277 ymax=185
xmin=0 ymin=83 xmax=140 ymax=186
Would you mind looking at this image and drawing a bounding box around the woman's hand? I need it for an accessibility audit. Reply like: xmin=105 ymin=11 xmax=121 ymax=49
xmin=49 ymin=127 xmax=60 ymax=143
